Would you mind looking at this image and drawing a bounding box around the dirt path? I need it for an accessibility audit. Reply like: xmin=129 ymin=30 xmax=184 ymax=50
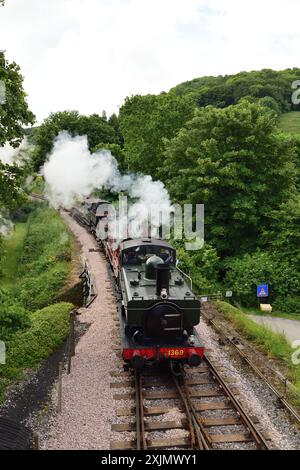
xmin=44 ymin=212 xmax=119 ymax=450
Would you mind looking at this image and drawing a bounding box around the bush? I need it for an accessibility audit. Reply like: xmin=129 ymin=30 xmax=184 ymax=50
xmin=0 ymin=289 xmax=30 ymax=341
xmin=0 ymin=302 xmax=73 ymax=401
xmin=174 ymin=242 xmax=221 ymax=294
xmin=17 ymin=263 xmax=69 ymax=311
xmin=224 ymin=250 xmax=300 ymax=313
xmin=12 ymin=208 xmax=72 ymax=310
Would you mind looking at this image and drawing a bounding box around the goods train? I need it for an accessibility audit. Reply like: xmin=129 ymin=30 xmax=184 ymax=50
xmin=72 ymin=199 xmax=205 ymax=369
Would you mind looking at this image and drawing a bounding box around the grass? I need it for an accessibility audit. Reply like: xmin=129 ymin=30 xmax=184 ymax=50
xmin=0 ymin=206 xmax=75 ymax=403
xmin=215 ymin=301 xmax=300 ymax=402
xmin=11 ymin=207 xmax=72 ymax=311
xmin=0 ymin=302 xmax=73 ymax=402
xmin=0 ymin=223 xmax=27 ymax=287
xmin=278 ymin=111 xmax=300 ymax=135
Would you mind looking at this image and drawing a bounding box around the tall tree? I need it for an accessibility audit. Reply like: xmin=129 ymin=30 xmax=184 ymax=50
xmin=163 ymin=101 xmax=297 ymax=257
xmin=0 ymin=51 xmax=35 ymax=147
xmin=119 ymin=92 xmax=194 ymax=178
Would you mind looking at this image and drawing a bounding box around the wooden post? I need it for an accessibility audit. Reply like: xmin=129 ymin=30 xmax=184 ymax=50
xmin=67 ymin=311 xmax=76 ymax=374
xmin=67 ymin=336 xmax=72 ymax=375
xmin=57 ymin=362 xmax=63 ymax=412
xmin=70 ymin=311 xmax=76 ymax=357
xmin=34 ymin=433 xmax=40 ymax=450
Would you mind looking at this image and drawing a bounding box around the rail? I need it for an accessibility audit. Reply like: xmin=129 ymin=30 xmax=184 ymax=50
xmin=201 ymin=308 xmax=300 ymax=425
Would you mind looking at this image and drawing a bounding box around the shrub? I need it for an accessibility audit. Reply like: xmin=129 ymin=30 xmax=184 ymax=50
xmin=174 ymin=242 xmax=221 ymax=293
xmin=13 ymin=208 xmax=72 ymax=310
xmin=0 ymin=289 xmax=30 ymax=341
xmin=224 ymin=250 xmax=300 ymax=313
xmin=0 ymin=302 xmax=73 ymax=401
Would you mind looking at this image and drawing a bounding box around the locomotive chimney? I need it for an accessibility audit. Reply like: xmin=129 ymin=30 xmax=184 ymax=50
xmin=156 ymin=264 xmax=170 ymax=298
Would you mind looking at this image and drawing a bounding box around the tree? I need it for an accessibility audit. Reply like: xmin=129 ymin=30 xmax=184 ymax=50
xmin=171 ymin=68 xmax=300 ymax=113
xmin=108 ymin=113 xmax=124 ymax=146
xmin=0 ymin=49 xmax=34 ymax=219
xmin=163 ymin=101 xmax=297 ymax=257
xmin=0 ymin=51 xmax=35 ymax=147
xmin=119 ymin=92 xmax=194 ymax=178
xmin=33 ymin=111 xmax=119 ymax=170
xmin=262 ymin=195 xmax=300 ymax=262
xmin=0 ymin=162 xmax=27 ymax=209
xmin=224 ymin=250 xmax=300 ymax=312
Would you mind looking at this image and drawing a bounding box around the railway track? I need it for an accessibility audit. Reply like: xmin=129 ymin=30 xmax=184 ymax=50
xmin=68 ymin=210 xmax=274 ymax=450
xmin=110 ymin=356 xmax=271 ymax=450
xmin=29 ymin=192 xmax=46 ymax=202
xmin=201 ymin=305 xmax=300 ymax=426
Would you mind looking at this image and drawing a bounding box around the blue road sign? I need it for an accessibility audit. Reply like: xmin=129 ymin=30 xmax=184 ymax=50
xmin=257 ymin=284 xmax=269 ymax=298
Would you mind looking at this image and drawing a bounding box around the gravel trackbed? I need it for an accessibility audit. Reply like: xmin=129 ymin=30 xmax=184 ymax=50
xmin=44 ymin=212 xmax=120 ymax=450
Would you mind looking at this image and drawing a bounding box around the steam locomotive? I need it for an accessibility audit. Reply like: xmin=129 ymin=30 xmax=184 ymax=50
xmin=72 ymin=199 xmax=204 ymax=369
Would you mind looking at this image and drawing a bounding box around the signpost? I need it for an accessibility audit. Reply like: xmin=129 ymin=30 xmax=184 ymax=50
xmin=257 ymin=284 xmax=269 ymax=298
xmin=257 ymin=284 xmax=270 ymax=311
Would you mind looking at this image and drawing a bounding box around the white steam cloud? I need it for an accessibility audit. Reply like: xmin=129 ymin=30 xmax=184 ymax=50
xmin=0 ymin=139 xmax=33 ymax=166
xmin=42 ymin=132 xmax=173 ymax=238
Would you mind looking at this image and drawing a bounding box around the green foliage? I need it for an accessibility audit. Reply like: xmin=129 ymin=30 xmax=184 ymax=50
xmin=0 ymin=302 xmax=72 ymax=401
xmin=0 ymin=207 xmax=72 ymax=317
xmin=119 ymin=93 xmax=194 ymax=178
xmin=0 ymin=162 xmax=27 ymax=209
xmin=175 ymin=241 xmax=220 ymax=293
xmin=26 ymin=175 xmax=45 ymax=195
xmin=0 ymin=51 xmax=35 ymax=147
xmin=163 ymin=101 xmax=297 ymax=257
xmin=224 ymin=251 xmax=300 ymax=313
xmin=11 ymin=208 xmax=71 ymax=310
xmin=171 ymin=68 xmax=300 ymax=113
xmin=0 ymin=222 xmax=27 ymax=286
xmin=0 ymin=289 xmax=30 ymax=342
xmin=108 ymin=113 xmax=124 ymax=147
xmin=32 ymin=111 xmax=120 ymax=170
xmin=215 ymin=301 xmax=292 ymax=359
xmin=216 ymin=301 xmax=300 ymax=399
xmin=262 ymin=195 xmax=300 ymax=260
xmin=279 ymin=111 xmax=300 ymax=135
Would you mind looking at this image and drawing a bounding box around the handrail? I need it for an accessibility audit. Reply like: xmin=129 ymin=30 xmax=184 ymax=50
xmin=176 ymin=266 xmax=193 ymax=290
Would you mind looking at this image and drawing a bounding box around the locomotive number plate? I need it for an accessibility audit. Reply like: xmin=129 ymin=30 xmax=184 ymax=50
xmin=166 ymin=348 xmax=184 ymax=357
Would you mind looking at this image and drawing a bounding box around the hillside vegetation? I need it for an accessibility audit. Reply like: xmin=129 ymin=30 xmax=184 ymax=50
xmin=27 ymin=68 xmax=300 ymax=314
xmin=0 ymin=205 xmax=74 ymax=402
xmin=116 ymin=69 xmax=300 ymax=313
xmin=0 ymin=223 xmax=27 ymax=286
xmin=0 ymin=302 xmax=72 ymax=402
xmin=171 ymin=68 xmax=300 ymax=113
xmin=279 ymin=111 xmax=300 ymax=135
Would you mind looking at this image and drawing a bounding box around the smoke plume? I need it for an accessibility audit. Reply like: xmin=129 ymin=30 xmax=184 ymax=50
xmin=42 ymin=132 xmax=173 ymax=238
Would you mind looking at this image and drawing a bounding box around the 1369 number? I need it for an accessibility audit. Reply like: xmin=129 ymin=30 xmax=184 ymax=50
xmin=167 ymin=349 xmax=184 ymax=357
